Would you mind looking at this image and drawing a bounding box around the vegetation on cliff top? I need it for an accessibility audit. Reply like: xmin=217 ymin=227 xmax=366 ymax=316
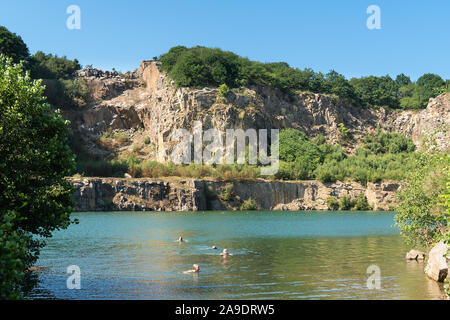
xmin=160 ymin=46 xmax=450 ymax=109
xmin=0 ymin=26 xmax=85 ymax=108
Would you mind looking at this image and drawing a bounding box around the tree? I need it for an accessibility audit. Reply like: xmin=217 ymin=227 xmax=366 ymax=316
xmin=29 ymin=51 xmax=81 ymax=80
xmin=395 ymin=146 xmax=449 ymax=247
xmin=0 ymin=26 xmax=29 ymax=64
xmin=395 ymin=73 xmax=412 ymax=86
xmin=350 ymin=75 xmax=400 ymax=108
xmin=0 ymin=56 xmax=76 ymax=298
xmin=324 ymin=70 xmax=357 ymax=103
xmin=416 ymin=73 xmax=445 ymax=89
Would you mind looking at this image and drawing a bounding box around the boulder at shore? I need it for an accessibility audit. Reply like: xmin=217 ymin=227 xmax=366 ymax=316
xmin=424 ymin=241 xmax=449 ymax=282
xmin=406 ymin=249 xmax=426 ymax=260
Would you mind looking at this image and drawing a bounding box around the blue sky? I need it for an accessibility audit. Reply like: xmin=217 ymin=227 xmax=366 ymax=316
xmin=1 ymin=0 xmax=449 ymax=80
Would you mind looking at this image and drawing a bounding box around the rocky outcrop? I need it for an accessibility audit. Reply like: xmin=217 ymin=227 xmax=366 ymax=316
xmin=405 ymin=249 xmax=426 ymax=260
xmin=388 ymin=94 xmax=450 ymax=151
xmin=424 ymin=241 xmax=449 ymax=282
xmin=71 ymin=178 xmax=400 ymax=212
xmin=71 ymin=178 xmax=206 ymax=212
xmin=60 ymin=62 xmax=449 ymax=162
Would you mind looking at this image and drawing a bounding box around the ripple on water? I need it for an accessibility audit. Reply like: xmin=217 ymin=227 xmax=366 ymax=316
xmin=29 ymin=211 xmax=444 ymax=300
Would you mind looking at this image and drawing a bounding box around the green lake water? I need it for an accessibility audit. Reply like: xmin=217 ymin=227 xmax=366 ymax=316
xmin=28 ymin=211 xmax=444 ymax=300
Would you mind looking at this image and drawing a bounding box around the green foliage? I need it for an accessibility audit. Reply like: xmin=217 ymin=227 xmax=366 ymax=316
xmin=221 ymin=183 xmax=234 ymax=201
xmin=326 ymin=196 xmax=340 ymax=210
xmin=395 ymin=73 xmax=412 ymax=86
xmin=395 ymin=150 xmax=449 ymax=247
xmin=76 ymin=159 xmax=129 ymax=177
xmin=0 ymin=56 xmax=75 ymax=298
xmin=328 ymin=194 xmax=370 ymax=211
xmin=315 ymin=151 xmax=418 ymax=185
xmin=240 ymin=198 xmax=258 ymax=210
xmin=160 ymin=46 xmax=355 ymax=100
xmin=143 ymin=137 xmax=151 ymax=145
xmin=160 ymin=45 xmax=448 ymax=110
xmin=60 ymin=78 xmax=88 ymax=101
xmin=350 ymin=75 xmax=399 ymax=108
xmin=363 ymin=129 xmax=415 ymax=154
xmin=439 ymin=177 xmax=450 ymax=297
xmin=337 ymin=123 xmax=350 ymax=142
xmin=339 ymin=195 xmax=354 ymax=210
xmin=353 ymin=192 xmax=371 ymax=210
xmin=399 ymin=74 xmax=446 ymax=109
xmin=217 ymin=83 xmax=230 ymax=99
xmin=29 ymin=51 xmax=81 ymax=80
xmin=0 ymin=211 xmax=34 ymax=300
xmin=277 ymin=129 xmax=324 ymax=179
xmin=276 ymin=128 xmax=416 ymax=184
xmin=0 ymin=26 xmax=29 ymax=64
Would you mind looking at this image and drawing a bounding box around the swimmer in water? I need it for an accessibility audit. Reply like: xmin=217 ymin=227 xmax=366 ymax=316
xmin=176 ymin=236 xmax=187 ymax=242
xmin=183 ymin=264 xmax=200 ymax=274
xmin=211 ymin=246 xmax=217 ymax=249
xmin=220 ymin=248 xmax=233 ymax=257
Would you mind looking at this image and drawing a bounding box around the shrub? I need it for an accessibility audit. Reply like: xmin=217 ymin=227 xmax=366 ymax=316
xmin=221 ymin=183 xmax=234 ymax=201
xmin=353 ymin=192 xmax=371 ymax=210
xmin=326 ymin=196 xmax=340 ymax=210
xmin=76 ymin=159 xmax=128 ymax=177
xmin=218 ymin=83 xmax=230 ymax=98
xmin=363 ymin=130 xmax=415 ymax=154
xmin=143 ymin=137 xmax=151 ymax=145
xmin=395 ymin=150 xmax=448 ymax=247
xmin=337 ymin=123 xmax=350 ymax=143
xmin=240 ymin=198 xmax=258 ymax=210
xmin=339 ymin=195 xmax=354 ymax=210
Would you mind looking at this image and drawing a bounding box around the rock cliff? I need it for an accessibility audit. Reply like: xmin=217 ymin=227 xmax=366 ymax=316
xmin=70 ymin=178 xmax=399 ymax=212
xmin=62 ymin=61 xmax=449 ymax=162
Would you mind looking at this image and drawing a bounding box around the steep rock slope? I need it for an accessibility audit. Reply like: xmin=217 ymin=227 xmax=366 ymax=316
xmin=63 ymin=61 xmax=450 ymax=162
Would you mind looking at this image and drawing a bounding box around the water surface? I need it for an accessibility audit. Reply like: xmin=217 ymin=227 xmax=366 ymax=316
xmin=29 ymin=211 xmax=443 ymax=300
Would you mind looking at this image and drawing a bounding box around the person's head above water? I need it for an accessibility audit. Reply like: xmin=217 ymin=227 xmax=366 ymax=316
xmin=193 ymin=264 xmax=200 ymax=272
xmin=212 ymin=246 xmax=217 ymax=249
xmin=220 ymin=248 xmax=232 ymax=256
xmin=178 ymin=236 xmax=183 ymax=241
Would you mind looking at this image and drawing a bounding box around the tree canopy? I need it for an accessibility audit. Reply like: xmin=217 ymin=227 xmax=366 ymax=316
xmin=0 ymin=26 xmax=29 ymax=64
xmin=0 ymin=56 xmax=76 ymax=298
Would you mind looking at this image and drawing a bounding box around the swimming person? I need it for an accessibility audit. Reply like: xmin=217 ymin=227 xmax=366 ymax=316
xmin=183 ymin=264 xmax=200 ymax=274
xmin=176 ymin=236 xmax=186 ymax=242
xmin=220 ymin=248 xmax=233 ymax=257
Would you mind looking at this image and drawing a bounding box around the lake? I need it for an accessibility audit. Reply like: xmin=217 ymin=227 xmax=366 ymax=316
xmin=28 ymin=211 xmax=444 ymax=300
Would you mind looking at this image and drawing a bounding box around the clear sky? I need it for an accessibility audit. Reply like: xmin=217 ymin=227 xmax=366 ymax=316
xmin=1 ymin=0 xmax=449 ymax=80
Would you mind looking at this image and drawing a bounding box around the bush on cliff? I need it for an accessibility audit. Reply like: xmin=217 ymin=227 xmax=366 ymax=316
xmin=353 ymin=192 xmax=371 ymax=211
xmin=240 ymin=198 xmax=258 ymax=211
xmin=326 ymin=196 xmax=340 ymax=210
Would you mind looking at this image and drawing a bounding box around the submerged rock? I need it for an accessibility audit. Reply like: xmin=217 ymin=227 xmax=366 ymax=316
xmin=424 ymin=241 xmax=449 ymax=282
xmin=406 ymin=249 xmax=426 ymax=260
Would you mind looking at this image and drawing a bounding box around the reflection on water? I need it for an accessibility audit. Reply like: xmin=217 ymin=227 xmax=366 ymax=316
xmin=28 ymin=211 xmax=444 ymax=300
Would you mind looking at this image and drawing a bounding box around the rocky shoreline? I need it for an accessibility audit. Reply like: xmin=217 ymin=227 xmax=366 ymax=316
xmin=70 ymin=177 xmax=400 ymax=212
